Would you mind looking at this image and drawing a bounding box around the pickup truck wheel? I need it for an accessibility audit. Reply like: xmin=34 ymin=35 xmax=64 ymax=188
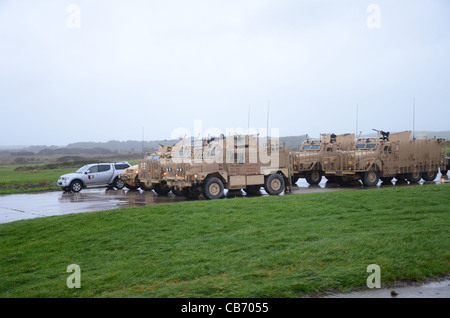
xmin=422 ymin=170 xmax=438 ymax=181
xmin=406 ymin=171 xmax=422 ymax=183
xmin=114 ymin=178 xmax=125 ymax=189
xmin=202 ymin=177 xmax=224 ymax=200
xmin=305 ymin=170 xmax=322 ymax=185
xmin=264 ymin=174 xmax=285 ymax=195
xmin=70 ymin=180 xmax=83 ymax=192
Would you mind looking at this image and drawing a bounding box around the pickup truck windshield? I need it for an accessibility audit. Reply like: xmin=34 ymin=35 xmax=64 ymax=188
xmin=75 ymin=165 xmax=90 ymax=173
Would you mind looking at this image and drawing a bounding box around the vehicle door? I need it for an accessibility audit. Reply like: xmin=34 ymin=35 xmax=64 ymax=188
xmin=95 ymin=164 xmax=114 ymax=185
xmin=84 ymin=164 xmax=100 ymax=186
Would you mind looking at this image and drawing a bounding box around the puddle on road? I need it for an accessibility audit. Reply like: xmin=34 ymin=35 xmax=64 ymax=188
xmin=0 ymin=174 xmax=448 ymax=224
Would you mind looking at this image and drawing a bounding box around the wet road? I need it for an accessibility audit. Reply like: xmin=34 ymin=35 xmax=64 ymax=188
xmin=0 ymin=175 xmax=448 ymax=224
xmin=324 ymin=277 xmax=450 ymax=298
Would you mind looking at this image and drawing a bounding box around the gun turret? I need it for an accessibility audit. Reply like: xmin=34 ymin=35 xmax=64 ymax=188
xmin=372 ymin=129 xmax=390 ymax=141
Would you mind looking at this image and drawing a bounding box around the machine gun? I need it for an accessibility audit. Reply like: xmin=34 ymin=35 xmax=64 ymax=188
xmin=372 ymin=129 xmax=390 ymax=141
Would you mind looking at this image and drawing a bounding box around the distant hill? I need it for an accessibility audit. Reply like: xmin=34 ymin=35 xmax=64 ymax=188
xmin=1 ymin=131 xmax=448 ymax=154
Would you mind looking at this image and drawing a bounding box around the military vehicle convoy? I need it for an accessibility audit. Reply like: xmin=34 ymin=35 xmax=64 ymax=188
xmin=117 ymin=129 xmax=446 ymax=200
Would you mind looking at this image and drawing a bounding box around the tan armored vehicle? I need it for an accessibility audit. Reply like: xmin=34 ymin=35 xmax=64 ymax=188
xmin=119 ymin=145 xmax=173 ymax=191
xmin=140 ymin=135 xmax=292 ymax=199
xmin=321 ymin=130 xmax=446 ymax=186
xmin=291 ymin=133 xmax=355 ymax=185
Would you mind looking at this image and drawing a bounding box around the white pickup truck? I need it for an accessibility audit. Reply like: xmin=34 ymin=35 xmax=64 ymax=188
xmin=57 ymin=162 xmax=131 ymax=192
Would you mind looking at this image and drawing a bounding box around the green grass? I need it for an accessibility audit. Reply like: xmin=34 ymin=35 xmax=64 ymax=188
xmin=0 ymin=160 xmax=139 ymax=195
xmin=0 ymin=184 xmax=449 ymax=297
xmin=0 ymin=165 xmax=76 ymax=194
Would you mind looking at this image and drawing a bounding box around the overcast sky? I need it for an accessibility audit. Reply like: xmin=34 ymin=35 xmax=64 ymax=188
xmin=0 ymin=0 xmax=449 ymax=146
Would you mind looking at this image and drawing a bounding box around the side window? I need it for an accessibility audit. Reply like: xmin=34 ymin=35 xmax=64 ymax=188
xmin=87 ymin=165 xmax=99 ymax=173
xmin=99 ymin=165 xmax=111 ymax=172
xmin=114 ymin=164 xmax=129 ymax=170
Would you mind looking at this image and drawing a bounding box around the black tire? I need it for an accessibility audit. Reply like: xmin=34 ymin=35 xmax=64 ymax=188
xmin=243 ymin=185 xmax=261 ymax=195
xmin=171 ymin=187 xmax=184 ymax=196
xmin=362 ymin=170 xmax=379 ymax=187
xmin=114 ymin=178 xmax=125 ymax=189
xmin=124 ymin=183 xmax=139 ymax=190
xmin=183 ymin=187 xmax=201 ymax=200
xmin=70 ymin=180 xmax=83 ymax=192
xmin=139 ymin=182 xmax=154 ymax=191
xmin=201 ymin=177 xmax=224 ymax=200
xmin=422 ymin=170 xmax=438 ymax=181
xmin=406 ymin=171 xmax=422 ymax=183
xmin=154 ymin=183 xmax=171 ymax=195
xmin=305 ymin=170 xmax=322 ymax=185
xmin=264 ymin=174 xmax=285 ymax=195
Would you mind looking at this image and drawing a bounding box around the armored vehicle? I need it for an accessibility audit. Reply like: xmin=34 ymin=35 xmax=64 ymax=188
xmin=291 ymin=133 xmax=355 ymax=185
xmin=139 ymin=135 xmax=292 ymax=199
xmin=119 ymin=145 xmax=176 ymax=192
xmin=320 ymin=130 xmax=446 ymax=186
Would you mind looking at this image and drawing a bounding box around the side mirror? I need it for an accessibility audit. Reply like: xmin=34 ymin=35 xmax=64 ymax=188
xmin=85 ymin=171 xmax=88 ymax=174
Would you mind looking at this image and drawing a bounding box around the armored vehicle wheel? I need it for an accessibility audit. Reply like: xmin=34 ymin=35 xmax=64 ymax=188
xmin=422 ymin=170 xmax=438 ymax=181
xmin=406 ymin=171 xmax=422 ymax=183
xmin=70 ymin=180 xmax=83 ymax=192
xmin=305 ymin=170 xmax=322 ymax=185
xmin=380 ymin=177 xmax=393 ymax=183
xmin=243 ymin=185 xmax=261 ymax=195
xmin=154 ymin=183 xmax=171 ymax=195
xmin=264 ymin=174 xmax=285 ymax=195
xmin=441 ymin=169 xmax=448 ymax=176
xmin=171 ymin=187 xmax=184 ymax=196
xmin=139 ymin=182 xmax=154 ymax=191
xmin=114 ymin=178 xmax=125 ymax=189
xmin=202 ymin=177 xmax=224 ymax=200
xmin=362 ymin=170 xmax=379 ymax=187
xmin=183 ymin=187 xmax=201 ymax=200
xmin=124 ymin=183 xmax=139 ymax=190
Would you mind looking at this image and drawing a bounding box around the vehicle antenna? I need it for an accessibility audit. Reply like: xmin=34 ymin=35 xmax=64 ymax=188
xmin=356 ymin=104 xmax=359 ymax=141
xmin=266 ymin=100 xmax=270 ymax=144
xmin=412 ymin=97 xmax=415 ymax=140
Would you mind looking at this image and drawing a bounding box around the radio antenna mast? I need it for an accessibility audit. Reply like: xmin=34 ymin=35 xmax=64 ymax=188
xmin=412 ymin=97 xmax=415 ymax=140
xmin=266 ymin=100 xmax=270 ymax=144
xmin=356 ymin=104 xmax=359 ymax=140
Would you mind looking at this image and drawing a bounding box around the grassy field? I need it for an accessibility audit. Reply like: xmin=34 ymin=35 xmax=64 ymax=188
xmin=0 ymin=160 xmax=139 ymax=195
xmin=0 ymin=183 xmax=448 ymax=297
